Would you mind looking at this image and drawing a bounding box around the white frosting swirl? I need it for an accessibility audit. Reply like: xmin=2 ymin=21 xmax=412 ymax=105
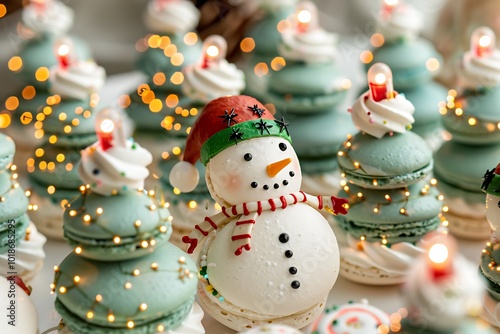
xmin=279 ymin=28 xmax=338 ymax=64
xmin=58 ymin=303 xmax=204 ymax=334
xmin=377 ymin=4 xmax=423 ymax=41
xmin=0 ymin=223 xmax=46 ymax=283
xmin=50 ymin=61 xmax=106 ymax=100
xmin=404 ymin=256 xmax=483 ymax=331
xmin=341 ymin=234 xmax=424 ymax=277
xmin=459 ymin=51 xmax=500 ymax=88
xmin=79 ymin=140 xmax=153 ymax=196
xmin=22 ymin=0 xmax=74 ymax=36
xmin=182 ymin=61 xmax=245 ymax=103
xmin=143 ymin=0 xmax=200 ymax=34
xmin=350 ymin=92 xmax=415 ymax=138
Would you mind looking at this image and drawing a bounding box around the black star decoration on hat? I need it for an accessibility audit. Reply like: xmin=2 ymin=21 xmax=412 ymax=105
xmin=275 ymin=117 xmax=290 ymax=135
xmin=219 ymin=108 xmax=238 ymax=127
xmin=482 ymin=168 xmax=496 ymax=191
xmin=255 ymin=119 xmax=272 ymax=135
xmin=228 ymin=127 xmax=244 ymax=144
xmin=247 ymin=104 xmax=265 ymax=117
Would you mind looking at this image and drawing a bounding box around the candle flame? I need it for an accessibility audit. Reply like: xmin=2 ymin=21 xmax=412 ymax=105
xmin=479 ymin=35 xmax=492 ymax=47
xmin=100 ymin=119 xmax=114 ymax=133
xmin=58 ymin=44 xmax=69 ymax=57
xmin=297 ymin=9 xmax=312 ymax=25
xmin=374 ymin=73 xmax=387 ymax=84
xmin=428 ymin=243 xmax=448 ymax=264
xmin=206 ymin=45 xmax=219 ymax=58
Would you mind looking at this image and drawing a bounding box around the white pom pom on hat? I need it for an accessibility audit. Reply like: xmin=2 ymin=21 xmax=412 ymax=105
xmin=169 ymin=161 xmax=200 ymax=193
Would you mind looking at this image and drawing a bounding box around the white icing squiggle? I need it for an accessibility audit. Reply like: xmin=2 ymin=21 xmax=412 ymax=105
xmin=279 ymin=28 xmax=337 ymax=64
xmin=0 ymin=223 xmax=46 ymax=283
xmin=459 ymin=51 xmax=500 ymax=88
xmin=22 ymin=0 xmax=74 ymax=36
xmin=404 ymin=256 xmax=483 ymax=331
xmin=143 ymin=0 xmax=200 ymax=34
xmin=350 ymin=92 xmax=415 ymax=138
xmin=182 ymin=61 xmax=245 ymax=103
xmin=377 ymin=5 xmax=423 ymax=42
xmin=50 ymin=61 xmax=106 ymax=100
xmin=341 ymin=234 xmax=424 ymax=277
xmin=79 ymin=140 xmax=153 ymax=196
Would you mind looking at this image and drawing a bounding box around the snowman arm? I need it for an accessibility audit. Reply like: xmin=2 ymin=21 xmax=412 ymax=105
xmin=302 ymin=192 xmax=349 ymax=215
xmin=182 ymin=212 xmax=228 ymax=254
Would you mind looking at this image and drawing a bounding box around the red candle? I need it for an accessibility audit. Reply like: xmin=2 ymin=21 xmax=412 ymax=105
xmin=382 ymin=0 xmax=400 ymax=13
xmin=425 ymin=231 xmax=456 ymax=281
xmin=57 ymin=44 xmax=70 ymax=69
xmin=95 ymin=108 xmax=127 ymax=151
xmin=200 ymin=35 xmax=226 ymax=69
xmin=471 ymin=26 xmax=495 ymax=58
xmin=367 ymin=63 xmax=394 ymax=102
xmin=97 ymin=119 xmax=114 ymax=151
xmin=295 ymin=1 xmax=318 ymax=33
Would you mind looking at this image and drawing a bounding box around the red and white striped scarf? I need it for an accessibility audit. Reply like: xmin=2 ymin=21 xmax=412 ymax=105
xmin=182 ymin=191 xmax=348 ymax=256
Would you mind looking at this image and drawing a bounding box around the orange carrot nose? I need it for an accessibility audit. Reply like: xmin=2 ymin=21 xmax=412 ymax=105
xmin=266 ymin=158 xmax=292 ymax=178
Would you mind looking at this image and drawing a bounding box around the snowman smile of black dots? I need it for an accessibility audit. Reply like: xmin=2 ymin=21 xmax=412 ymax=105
xmin=170 ymin=95 xmax=349 ymax=331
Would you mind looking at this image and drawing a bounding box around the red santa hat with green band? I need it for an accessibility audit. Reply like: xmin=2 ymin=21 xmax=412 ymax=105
xmin=169 ymin=95 xmax=292 ymax=192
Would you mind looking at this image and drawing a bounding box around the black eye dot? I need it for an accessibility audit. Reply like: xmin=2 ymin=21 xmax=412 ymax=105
xmin=251 ymin=182 xmax=258 ymax=188
xmin=279 ymin=143 xmax=287 ymax=151
xmin=497 ymin=201 xmax=500 ymax=208
xmin=274 ymin=183 xmax=279 ymax=189
xmin=244 ymin=153 xmax=252 ymax=161
xmin=263 ymin=185 xmax=269 ymax=190
xmin=92 ymin=168 xmax=100 ymax=175
xmin=283 ymin=180 xmax=289 ymax=186
xmin=289 ymin=171 xmax=295 ymax=177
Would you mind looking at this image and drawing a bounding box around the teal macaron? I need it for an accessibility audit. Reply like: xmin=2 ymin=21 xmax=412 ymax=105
xmin=53 ymin=241 xmax=198 ymax=333
xmin=0 ymin=133 xmax=15 ymax=171
xmin=17 ymin=34 xmax=91 ymax=89
xmin=63 ymin=189 xmax=172 ymax=261
xmin=337 ymin=179 xmax=441 ymax=244
xmin=368 ymin=38 xmax=442 ymax=90
xmin=135 ymin=34 xmax=202 ymax=90
xmin=41 ymin=99 xmax=98 ymax=147
xmin=282 ymin=107 xmax=357 ymax=174
xmin=28 ymin=144 xmax=86 ymax=189
xmin=402 ymin=82 xmax=447 ymax=138
xmin=267 ymin=62 xmax=348 ymax=113
xmin=337 ymin=131 xmax=433 ymax=189
xmin=442 ymin=87 xmax=500 ymax=145
xmin=433 ymin=141 xmax=500 ymax=203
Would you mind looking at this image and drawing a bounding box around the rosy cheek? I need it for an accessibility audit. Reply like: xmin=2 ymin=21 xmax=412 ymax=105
xmin=227 ymin=174 xmax=243 ymax=191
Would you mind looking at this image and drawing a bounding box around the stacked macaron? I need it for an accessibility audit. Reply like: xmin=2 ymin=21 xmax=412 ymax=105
xmin=0 ymin=276 xmax=38 ymax=334
xmin=267 ymin=1 xmax=356 ymax=197
xmin=434 ymin=26 xmax=500 ymax=240
xmin=401 ymin=230 xmax=495 ymax=334
xmin=3 ymin=0 xmax=91 ymax=170
xmin=158 ymin=35 xmax=244 ymax=247
xmin=51 ymin=108 xmax=204 ymax=333
xmin=336 ymin=63 xmax=442 ymax=285
xmin=0 ymin=133 xmax=46 ymax=282
xmin=240 ymin=0 xmax=297 ymax=101
xmin=363 ymin=0 xmax=447 ymax=151
xmin=124 ymin=0 xmax=202 ymax=160
xmin=307 ymin=300 xmax=391 ymax=334
xmin=27 ymin=45 xmax=105 ymax=239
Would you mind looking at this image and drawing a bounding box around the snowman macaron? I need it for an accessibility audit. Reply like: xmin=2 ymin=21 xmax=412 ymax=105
xmin=0 ymin=276 xmax=38 ymax=334
xmin=170 ymin=95 xmax=349 ymax=331
xmin=483 ymin=163 xmax=500 ymax=241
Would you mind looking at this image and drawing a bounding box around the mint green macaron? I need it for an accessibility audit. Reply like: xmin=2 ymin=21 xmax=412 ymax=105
xmin=54 ymin=241 xmax=198 ymax=333
xmin=63 ymin=189 xmax=172 ymax=261
xmin=337 ymin=131 xmax=433 ymax=189
xmin=0 ymin=133 xmax=15 ymax=171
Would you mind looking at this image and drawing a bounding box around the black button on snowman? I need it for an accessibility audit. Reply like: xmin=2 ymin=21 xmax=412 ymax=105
xmin=170 ymin=95 xmax=349 ymax=331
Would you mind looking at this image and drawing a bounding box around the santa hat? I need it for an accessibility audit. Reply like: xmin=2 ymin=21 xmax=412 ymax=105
xmin=169 ymin=95 xmax=292 ymax=192
xmin=482 ymin=163 xmax=500 ymax=195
